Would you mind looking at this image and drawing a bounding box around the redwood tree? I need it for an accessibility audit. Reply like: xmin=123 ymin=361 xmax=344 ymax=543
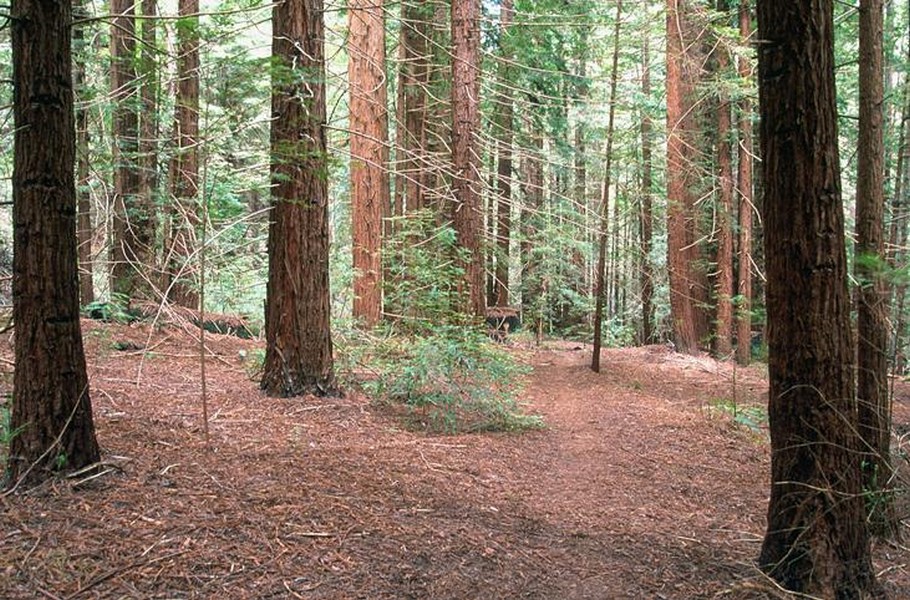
xmin=110 ymin=0 xmax=145 ymax=298
xmin=492 ymin=0 xmax=515 ymax=308
xmin=7 ymin=0 xmax=100 ymax=484
xmin=451 ymin=0 xmax=485 ymax=317
xmin=756 ymin=0 xmax=882 ymax=594
xmin=166 ymin=0 xmax=201 ymax=308
xmin=262 ymin=0 xmax=336 ymax=397
xmin=735 ymin=1 xmax=754 ymax=366
xmin=349 ymin=0 xmax=389 ymax=327
xmin=666 ymin=0 xmax=709 ymax=353
xmin=855 ymin=0 xmax=892 ymax=533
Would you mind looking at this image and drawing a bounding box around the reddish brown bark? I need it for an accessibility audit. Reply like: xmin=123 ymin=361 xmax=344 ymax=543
xmin=110 ymin=0 xmax=144 ymax=298
xmin=735 ymin=2 xmax=754 ymax=366
xmin=451 ymin=0 xmax=485 ymax=317
xmin=666 ymin=0 xmax=709 ymax=354
xmin=166 ymin=0 xmax=201 ymax=308
xmin=855 ymin=0 xmax=892 ymax=534
xmin=757 ymin=0 xmax=882 ymax=594
xmin=262 ymin=0 xmax=336 ymax=398
xmin=394 ymin=0 xmax=432 ymax=215
xmin=349 ymin=0 xmax=389 ymax=328
xmin=8 ymin=0 xmax=100 ymax=484
xmin=74 ymin=0 xmax=94 ymax=305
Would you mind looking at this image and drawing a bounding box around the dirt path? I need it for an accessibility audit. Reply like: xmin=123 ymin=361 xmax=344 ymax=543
xmin=1 ymin=325 xmax=908 ymax=599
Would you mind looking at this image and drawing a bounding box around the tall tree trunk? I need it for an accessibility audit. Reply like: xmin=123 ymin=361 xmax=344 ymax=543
xmin=8 ymin=0 xmax=100 ymax=484
xmin=735 ymin=1 xmax=754 ymax=366
xmin=714 ymin=0 xmax=735 ymax=357
xmin=855 ymin=0 xmax=893 ymax=536
xmin=349 ymin=0 xmax=389 ymax=328
xmin=888 ymin=51 xmax=910 ymax=376
xmin=110 ymin=0 xmax=144 ymax=299
xmin=639 ymin=33 xmax=654 ymax=345
xmin=394 ymin=0 xmax=431 ymax=215
xmin=666 ymin=0 xmax=709 ymax=354
xmin=756 ymin=0 xmax=882 ymax=595
xmin=262 ymin=0 xmax=337 ymax=398
xmin=166 ymin=0 xmax=201 ymax=308
xmin=592 ymin=0 xmax=623 ymax=373
xmin=73 ymin=0 xmax=94 ymax=305
xmin=492 ymin=0 xmax=514 ymax=308
xmin=451 ymin=0 xmax=484 ymax=316
xmin=138 ymin=0 xmax=158 ymax=294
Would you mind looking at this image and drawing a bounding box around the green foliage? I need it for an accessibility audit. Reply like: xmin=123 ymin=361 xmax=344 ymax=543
xmin=707 ymin=397 xmax=767 ymax=436
xmin=365 ymin=325 xmax=542 ymax=434
xmin=83 ymin=296 xmax=140 ymax=324
xmin=0 ymin=397 xmax=26 ymax=469
xmin=383 ymin=210 xmax=473 ymax=333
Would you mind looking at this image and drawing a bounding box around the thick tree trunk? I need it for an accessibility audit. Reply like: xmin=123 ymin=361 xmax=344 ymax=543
xmin=492 ymin=0 xmax=514 ymax=308
xmin=666 ymin=0 xmax=709 ymax=354
xmin=166 ymin=0 xmax=201 ymax=308
xmin=756 ymin=1 xmax=883 ymax=595
xmin=714 ymin=0 xmax=735 ymax=358
xmin=735 ymin=1 xmax=754 ymax=366
xmin=451 ymin=0 xmax=485 ymax=317
xmin=73 ymin=0 xmax=94 ymax=305
xmin=8 ymin=0 xmax=100 ymax=484
xmin=639 ymin=35 xmax=654 ymax=345
xmin=855 ymin=0 xmax=893 ymax=536
xmin=349 ymin=0 xmax=389 ymax=328
xmin=262 ymin=0 xmax=336 ymax=398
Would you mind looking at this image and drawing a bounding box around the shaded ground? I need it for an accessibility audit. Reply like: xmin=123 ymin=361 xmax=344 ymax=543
xmin=2 ymin=321 xmax=909 ymax=599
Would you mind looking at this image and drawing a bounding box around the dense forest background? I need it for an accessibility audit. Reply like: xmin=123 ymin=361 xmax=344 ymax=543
xmin=0 ymin=0 xmax=906 ymax=362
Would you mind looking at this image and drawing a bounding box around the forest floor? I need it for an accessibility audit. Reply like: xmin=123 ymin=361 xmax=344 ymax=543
xmin=2 ymin=319 xmax=910 ymax=599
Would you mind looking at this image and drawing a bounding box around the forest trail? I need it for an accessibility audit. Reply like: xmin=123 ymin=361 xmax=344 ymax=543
xmin=1 ymin=323 xmax=909 ymax=599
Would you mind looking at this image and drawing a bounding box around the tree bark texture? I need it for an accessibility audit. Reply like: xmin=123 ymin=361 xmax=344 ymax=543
xmin=110 ymin=0 xmax=146 ymax=299
xmin=262 ymin=0 xmax=336 ymax=398
xmin=73 ymin=0 xmax=94 ymax=305
xmin=736 ymin=1 xmax=754 ymax=366
xmin=855 ymin=0 xmax=892 ymax=532
xmin=8 ymin=0 xmax=100 ymax=484
xmin=493 ymin=0 xmax=514 ymax=308
xmin=666 ymin=0 xmax=710 ymax=353
xmin=394 ymin=0 xmax=432 ymax=215
xmin=166 ymin=0 xmax=201 ymax=308
xmin=138 ymin=0 xmax=159 ymax=295
xmin=349 ymin=0 xmax=388 ymax=328
xmin=451 ymin=0 xmax=485 ymax=317
xmin=756 ymin=0 xmax=882 ymax=595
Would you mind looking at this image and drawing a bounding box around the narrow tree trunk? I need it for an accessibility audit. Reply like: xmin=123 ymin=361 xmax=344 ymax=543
xmin=592 ymin=0 xmax=623 ymax=373
xmin=451 ymin=0 xmax=485 ymax=317
xmin=73 ymin=0 xmax=94 ymax=305
xmin=640 ymin=34 xmax=654 ymax=344
xmin=349 ymin=0 xmax=389 ymax=328
xmin=493 ymin=0 xmax=514 ymax=308
xmin=110 ymin=0 xmax=143 ymax=298
xmin=855 ymin=0 xmax=893 ymax=536
xmin=262 ymin=0 xmax=337 ymax=397
xmin=8 ymin=0 xmax=100 ymax=484
xmin=735 ymin=1 xmax=754 ymax=366
xmin=714 ymin=0 xmax=735 ymax=358
xmin=138 ymin=0 xmax=158 ymax=293
xmin=756 ymin=0 xmax=882 ymax=595
xmin=394 ymin=0 xmax=431 ymax=215
xmin=166 ymin=0 xmax=201 ymax=308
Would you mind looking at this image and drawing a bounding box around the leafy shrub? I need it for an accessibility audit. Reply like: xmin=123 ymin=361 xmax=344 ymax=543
xmin=365 ymin=325 xmax=543 ymax=434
